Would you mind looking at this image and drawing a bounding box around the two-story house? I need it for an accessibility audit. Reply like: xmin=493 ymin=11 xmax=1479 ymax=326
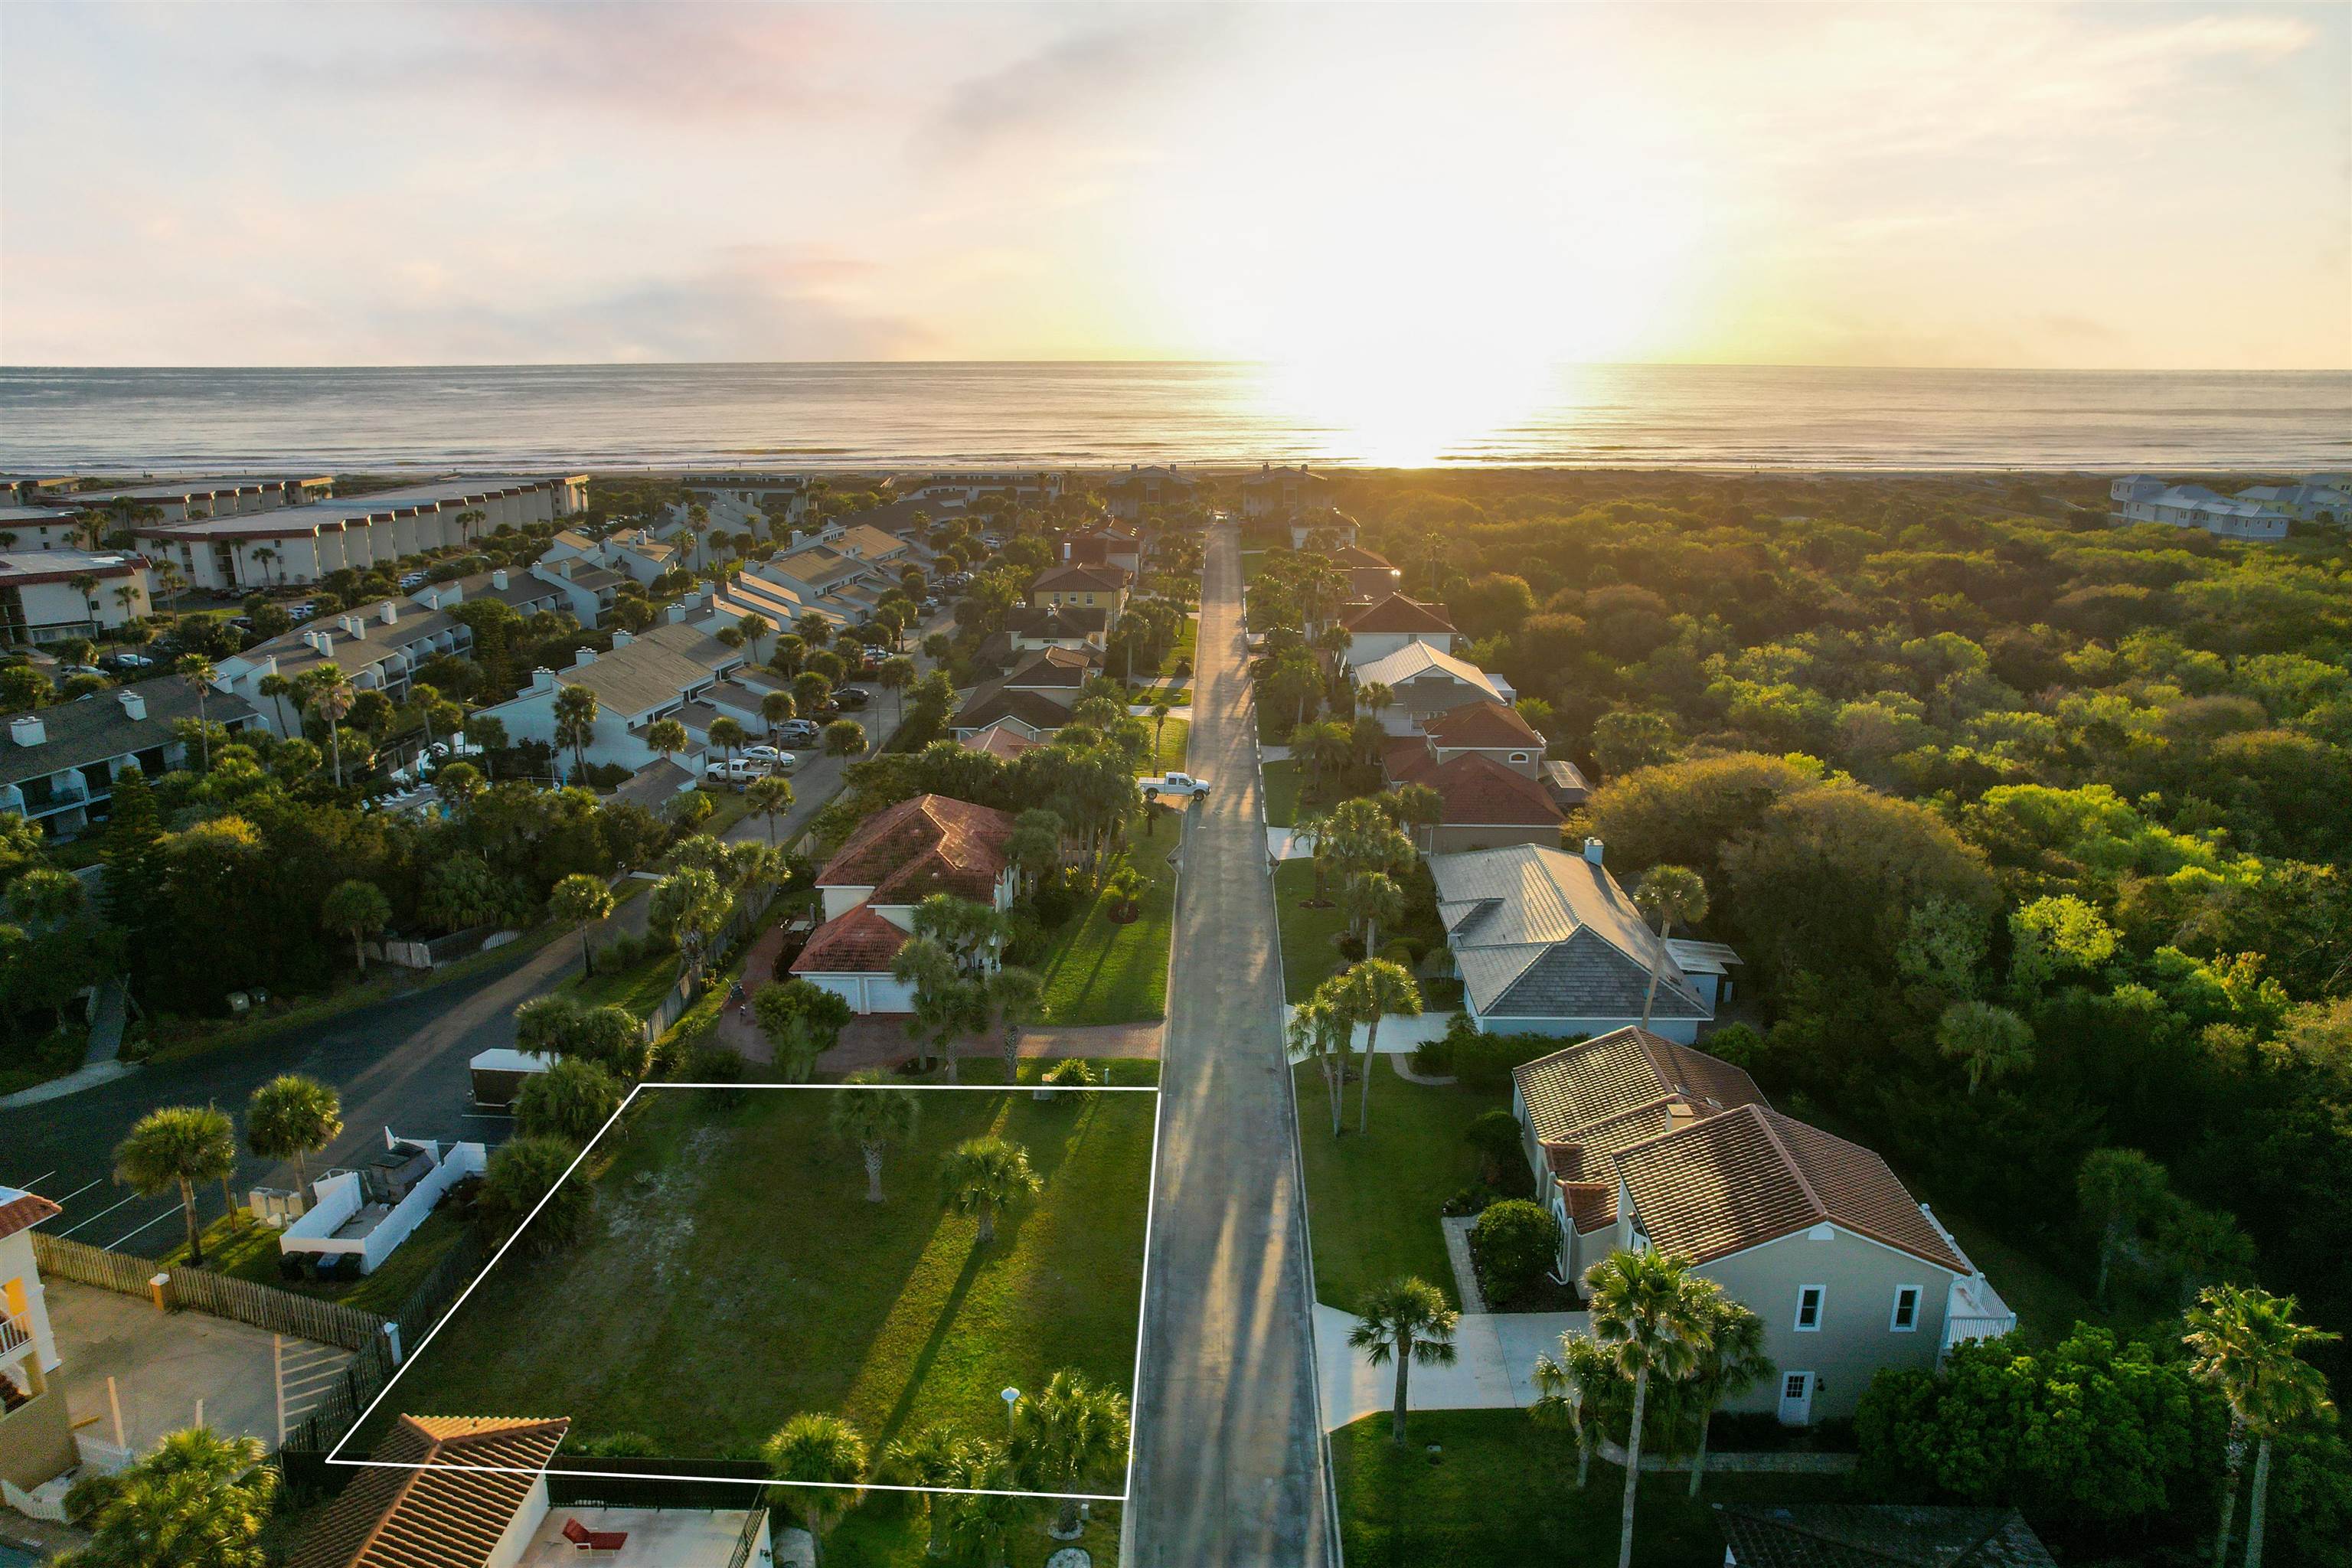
xmin=0 ymin=1186 xmax=70 ymax=1494
xmin=1240 ymin=462 xmax=1335 ymax=526
xmin=1341 ymin=593 xmax=1459 ymax=669
xmin=792 ymin=794 xmax=1020 ymax=1012
xmin=1511 ymin=1027 xmax=2014 ymax=1423
xmin=950 ymin=645 xmax=1100 ymax=741
xmin=1027 ymin=564 xmax=1128 ymax=624
xmin=1102 ymin=464 xmax=1194 ymax=523
xmin=1382 ymin=700 xmax=1589 ymax=843
xmin=1351 ymin=640 xmax=1515 ymax=733
xmin=216 ymin=596 xmax=478 ymax=731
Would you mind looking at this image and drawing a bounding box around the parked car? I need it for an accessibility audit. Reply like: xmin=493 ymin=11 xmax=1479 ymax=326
xmin=775 ymin=720 xmax=822 ymax=743
xmin=835 ymin=687 xmax=872 ymax=710
xmin=1139 ymin=771 xmax=1211 ymax=799
xmin=99 ymin=652 xmax=156 ymax=671
xmin=58 ymin=663 xmax=105 ymax=678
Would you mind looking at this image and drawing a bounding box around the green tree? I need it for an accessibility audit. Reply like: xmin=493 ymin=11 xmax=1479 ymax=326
xmin=745 ymin=774 xmax=795 ymax=846
xmin=514 ymin=1056 xmax=625 ymax=1144
xmin=553 ymin=684 xmax=599 ymax=779
xmin=2185 ymin=1283 xmax=2341 ymax=1568
xmin=892 ymin=934 xmax=981 ymax=1077
xmin=1341 ymin=868 xmax=1404 ymax=952
xmin=1013 ymin=1368 xmax=1132 ymax=1537
xmin=1291 ymin=987 xmax=1354 ymax=1136
xmin=1631 ymin=864 xmax=1708 ymax=1032
xmin=1583 ymin=1248 xmax=1715 ymax=1568
xmin=1670 ymin=1288 xmax=1773 ymax=1497
xmin=1331 ymin=958 xmax=1420 ymax=1134
xmin=177 ymin=654 xmax=218 ymax=770
xmin=1531 ymin=1331 xmax=1619 ymax=1490
xmin=1348 ymin=1276 xmax=1460 ymax=1445
xmin=547 ymin=872 xmax=616 ymax=975
xmin=828 ymin=1068 xmax=921 ymax=1202
xmin=2079 ymin=1146 xmax=2172 ymax=1305
xmin=114 ymin=1106 xmax=237 ymax=1266
xmin=648 ymin=864 xmax=729 ymax=977
xmin=243 ymin=1075 xmax=341 ymax=1194
xmin=57 ymin=1426 xmax=276 ymax=1568
xmin=480 ymin=1134 xmax=593 ymax=1251
xmin=1470 ymin=1200 xmax=1561 ymax=1308
xmin=762 ymin=1413 xmax=867 ymax=1566
xmin=304 ymin=665 xmax=354 ymax=787
xmin=822 ymin=717 xmax=866 ymax=759
xmin=1935 ymin=998 xmax=2036 ymax=1096
xmin=877 ymin=654 xmax=916 ymax=731
xmin=319 ymin=878 xmax=390 ymax=972
xmin=708 ymin=714 xmax=748 ymax=775
xmin=645 ymin=717 xmax=688 ymax=773
xmin=754 ymin=978 xmax=856 ymax=1082
xmin=940 ymin=1135 xmax=1041 ymax=1244
xmin=985 ymin=965 xmax=1044 ymax=1081
xmin=1593 ymin=710 xmax=1681 ymax=776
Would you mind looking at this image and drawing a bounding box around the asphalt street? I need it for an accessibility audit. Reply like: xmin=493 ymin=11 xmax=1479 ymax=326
xmin=1126 ymin=524 xmax=1334 ymax=1566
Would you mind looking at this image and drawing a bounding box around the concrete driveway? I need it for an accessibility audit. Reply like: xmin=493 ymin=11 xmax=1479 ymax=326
xmin=1125 ymin=525 xmax=1332 ymax=1567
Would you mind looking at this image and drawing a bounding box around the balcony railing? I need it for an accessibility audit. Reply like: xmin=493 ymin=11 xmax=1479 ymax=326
xmin=1 ymin=1308 xmax=35 ymax=1363
xmin=724 ymin=1508 xmax=769 ymax=1568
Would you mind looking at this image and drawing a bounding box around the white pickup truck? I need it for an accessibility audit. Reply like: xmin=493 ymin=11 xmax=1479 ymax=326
xmin=1139 ymin=771 xmax=1211 ymax=799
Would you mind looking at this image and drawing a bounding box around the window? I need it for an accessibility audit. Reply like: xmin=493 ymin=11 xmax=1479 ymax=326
xmin=1784 ymin=1374 xmax=1808 ymax=1401
xmin=1890 ymin=1285 xmax=1922 ymax=1332
xmin=1510 ymin=752 xmax=1530 ymax=763
xmin=1795 ymin=1285 xmax=1824 ymax=1331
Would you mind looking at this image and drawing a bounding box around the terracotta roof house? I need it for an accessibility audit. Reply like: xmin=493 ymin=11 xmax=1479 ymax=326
xmin=1393 ymin=699 xmax=1589 ymax=809
xmin=288 ymin=1413 xmax=778 ymax=1568
xmin=1102 ymin=463 xmax=1194 ymax=523
xmin=952 ymin=682 xmax=1082 ymax=740
xmin=959 ymin=720 xmax=1039 ymax=761
xmin=1240 ymin=463 xmax=1338 ymax=534
xmin=1005 ymin=645 xmax=1097 ymax=691
xmin=1060 ymin=527 xmax=1143 ymax=576
xmin=1388 ymin=750 xmax=1565 ymax=853
xmin=1331 ymin=544 xmax=1403 ymax=602
xmin=1716 ymin=1505 xmax=2056 ymax=1568
xmin=1 ymin=1184 xmax=70 ymax=1491
xmin=800 ymin=793 xmax=1018 ymax=1014
xmin=1006 ymin=604 xmax=1109 ymax=652
xmin=1341 ymin=594 xmax=1459 ymax=668
xmin=1429 ymin=839 xmax=1725 ymax=1041
xmin=1028 ymin=564 xmax=1128 ymax=623
xmin=1508 ymin=1027 xmax=2014 ymax=1426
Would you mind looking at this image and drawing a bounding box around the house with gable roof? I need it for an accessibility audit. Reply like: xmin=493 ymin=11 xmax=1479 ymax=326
xmin=0 ymin=1185 xmax=70 ymax=1491
xmin=1511 ymin=1027 xmax=2017 ymax=1423
xmin=1351 ymin=640 xmax=1515 ymax=733
xmin=1341 ymin=593 xmax=1459 ymax=668
xmin=792 ymin=794 xmax=1018 ymax=1012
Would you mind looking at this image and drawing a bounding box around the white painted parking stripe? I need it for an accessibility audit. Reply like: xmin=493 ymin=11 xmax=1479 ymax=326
xmin=104 ymin=1204 xmax=187 ymax=1251
xmin=54 ymin=1193 xmax=139 ymax=1238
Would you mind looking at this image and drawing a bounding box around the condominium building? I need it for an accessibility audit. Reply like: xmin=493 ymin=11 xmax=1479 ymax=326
xmin=0 ymin=551 xmax=153 ymax=646
xmin=1 ymin=684 xmax=263 ymax=838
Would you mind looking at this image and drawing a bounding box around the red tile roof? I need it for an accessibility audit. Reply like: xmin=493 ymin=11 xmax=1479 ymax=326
xmin=1031 ymin=564 xmax=1127 ymax=596
xmin=286 ymin=1415 xmax=570 ymax=1568
xmin=1400 ymin=752 xmax=1563 ymax=826
xmin=0 ymin=1190 xmax=61 ymax=1241
xmin=791 ymin=903 xmax=912 ymax=975
xmin=815 ymin=792 xmax=1015 ymax=904
xmin=1424 ymin=699 xmax=1545 ymax=749
xmin=1006 ymin=645 xmax=1097 ymax=688
xmin=956 ymin=684 xmax=1076 ymax=734
xmin=1332 ymin=544 xmax=1394 ymax=570
xmin=959 ymin=721 xmax=1037 ymax=761
xmin=1343 ymin=594 xmax=1455 ymax=635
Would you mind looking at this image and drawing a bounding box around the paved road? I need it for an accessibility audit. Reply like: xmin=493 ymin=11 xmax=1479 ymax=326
xmin=1128 ymin=524 xmax=1333 ymax=1566
xmin=0 ymin=621 xmax=946 ymax=1256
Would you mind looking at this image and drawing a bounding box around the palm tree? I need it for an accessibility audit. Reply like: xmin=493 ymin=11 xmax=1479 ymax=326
xmin=985 ymin=965 xmax=1044 ymax=1082
xmin=735 ymin=611 xmax=769 ymax=662
xmin=306 ymin=666 xmax=354 ymax=788
xmin=1013 ymin=1369 xmax=1132 ymax=1537
xmin=880 ymin=1424 xmax=973 ymax=1560
xmin=320 ymin=878 xmax=390 ymax=972
xmin=1530 ymin=1331 xmax=1617 ymax=1490
xmin=68 ymin=1426 xmax=276 ymax=1568
xmin=762 ymin=1413 xmax=867 ymax=1566
xmin=251 ymin=544 xmax=280 ymax=584
xmin=1357 ymin=681 xmax=1396 ymax=722
xmin=548 ymin=873 xmax=616 ymax=975
xmin=645 ymin=717 xmax=688 ymax=773
xmin=1334 ymin=958 xmax=1420 ymax=1134
xmin=745 ymin=774 xmax=795 ymax=845
xmin=828 ymin=1069 xmax=920 ymax=1203
xmin=708 ymin=714 xmax=749 ymax=776
xmin=245 ymin=1075 xmax=342 ymax=1195
xmin=1631 ymin=865 xmax=1708 ymax=1031
xmin=2079 ymin=1145 xmax=2171 ymax=1305
xmin=256 ymin=672 xmax=297 ymax=736
xmin=553 ymin=684 xmax=599 ymax=780
xmin=1583 ymin=1248 xmax=1716 ymax=1568
xmin=940 ymin=1135 xmax=1041 ymax=1244
xmin=1671 ymin=1287 xmax=1772 ymax=1497
xmin=822 ymin=718 xmax=866 ymax=759
xmin=877 ymin=654 xmax=916 ymax=732
xmin=1291 ymin=985 xmax=1353 ymax=1136
xmin=760 ymin=688 xmax=796 ymax=743
xmin=1343 ymin=869 xmax=1405 ymax=953
xmin=1935 ymin=998 xmax=2036 ymax=1096
xmin=2184 ymin=1283 xmax=2340 ymax=1568
xmin=890 ymin=934 xmax=963 ymax=1073
xmin=1348 ymin=1276 xmax=1459 ymax=1444
xmin=115 ymin=1105 xmax=237 ymax=1266
xmin=69 ymin=572 xmax=100 ymax=636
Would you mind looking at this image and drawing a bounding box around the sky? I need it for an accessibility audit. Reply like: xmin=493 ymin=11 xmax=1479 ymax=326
xmin=2 ymin=2 xmax=2346 ymax=371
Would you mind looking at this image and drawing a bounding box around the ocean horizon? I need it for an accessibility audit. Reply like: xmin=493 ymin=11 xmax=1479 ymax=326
xmin=2 ymin=361 xmax=2347 ymax=475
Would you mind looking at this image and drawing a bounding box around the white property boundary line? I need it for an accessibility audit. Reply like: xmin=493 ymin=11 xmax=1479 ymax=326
xmin=326 ymin=1079 xmax=1162 ymax=1504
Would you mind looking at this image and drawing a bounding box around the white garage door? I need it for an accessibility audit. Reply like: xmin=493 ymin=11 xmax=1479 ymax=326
xmin=862 ymin=976 xmax=918 ymax=1014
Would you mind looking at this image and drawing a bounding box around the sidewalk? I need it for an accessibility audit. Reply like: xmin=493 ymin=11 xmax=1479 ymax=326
xmin=1314 ymin=1302 xmax=1587 ymax=1431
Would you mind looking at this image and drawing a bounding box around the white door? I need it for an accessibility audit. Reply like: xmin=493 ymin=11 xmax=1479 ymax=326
xmin=1777 ymin=1371 xmax=1815 ymax=1426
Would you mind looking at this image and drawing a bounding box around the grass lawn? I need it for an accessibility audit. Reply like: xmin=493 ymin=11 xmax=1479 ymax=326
xmin=1331 ymin=1410 xmax=1856 ymax=1568
xmin=162 ymin=1207 xmax=474 ymax=1317
xmin=1261 ymin=759 xmax=1302 ymax=827
xmin=1141 ymin=716 xmax=1191 ymax=775
xmin=1272 ymin=858 xmax=1351 ymax=1001
xmin=1161 ymin=616 xmax=1197 ymax=673
xmin=1035 ymin=844 xmax=1178 ymax=1026
xmin=690 ymin=786 xmax=754 ymax=838
xmin=376 ymin=1083 xmax=1153 ymax=1462
xmin=567 ymin=942 xmax=682 ymax=1018
xmin=1294 ymin=1060 xmax=1502 ymax=1312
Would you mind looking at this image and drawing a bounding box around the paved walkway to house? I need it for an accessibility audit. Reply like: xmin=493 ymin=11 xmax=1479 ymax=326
xmin=1313 ymin=1303 xmax=1586 ymax=1431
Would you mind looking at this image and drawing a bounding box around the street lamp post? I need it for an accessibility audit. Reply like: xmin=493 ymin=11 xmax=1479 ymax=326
xmin=1001 ymin=1385 xmax=1020 ymax=1437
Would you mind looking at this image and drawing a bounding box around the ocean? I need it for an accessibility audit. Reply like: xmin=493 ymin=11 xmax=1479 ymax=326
xmin=1 ymin=363 xmax=2345 ymax=475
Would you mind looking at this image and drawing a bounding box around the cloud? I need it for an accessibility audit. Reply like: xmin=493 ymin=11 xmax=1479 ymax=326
xmin=915 ymin=11 xmax=1233 ymax=167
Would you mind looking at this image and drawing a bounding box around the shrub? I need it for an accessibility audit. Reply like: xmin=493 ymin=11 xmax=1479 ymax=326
xmin=515 ymin=1057 xmax=626 ymax=1145
xmin=1377 ymin=938 xmax=1418 ymax=969
xmin=599 ymin=933 xmax=643 ymax=971
xmin=568 ymin=1431 xmax=660 ymax=1457
xmin=1410 ymin=1032 xmax=1455 ymax=1076
xmin=1334 ymin=933 xmax=1366 ymax=964
xmin=682 ymin=1040 xmax=748 ymax=1106
xmin=1464 ymin=1108 xmax=1525 ymax=1186
xmin=1701 ymin=1021 xmax=1767 ymax=1070
xmin=1440 ymin=1184 xmax=1498 ymax=1217
xmin=1029 ymin=874 xmax=1077 ymax=928
xmin=1453 ymin=1027 xmax=1576 ymax=1093
xmin=1471 ymin=1198 xmax=1561 ymax=1308
xmin=480 ymin=1135 xmax=594 ymax=1251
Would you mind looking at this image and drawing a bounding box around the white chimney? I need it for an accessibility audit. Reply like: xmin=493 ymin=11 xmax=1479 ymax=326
xmin=339 ymin=614 xmax=364 ymax=639
xmin=530 ymin=667 xmax=556 ymax=693
xmin=573 ymin=647 xmax=598 ymax=668
xmin=612 ymin=630 xmax=635 ymax=648
xmin=665 ymin=602 xmax=688 ymax=624
xmin=378 ymin=601 xmax=397 ymax=626
xmin=1583 ymin=837 xmax=1605 ymax=866
xmin=305 ymin=630 xmax=333 ymax=655
xmin=10 ymin=715 xmax=45 ymax=747
xmin=492 ymin=569 xmax=510 ymax=590
xmin=116 ymin=690 xmax=146 ymax=721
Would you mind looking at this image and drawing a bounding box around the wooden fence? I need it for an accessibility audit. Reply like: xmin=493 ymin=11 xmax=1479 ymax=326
xmin=33 ymin=1232 xmax=389 ymax=1355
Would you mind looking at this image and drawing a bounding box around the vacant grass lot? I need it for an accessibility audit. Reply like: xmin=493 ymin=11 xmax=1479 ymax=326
xmin=567 ymin=941 xmax=681 ymax=1018
xmin=1331 ymin=1410 xmax=1854 ymax=1568
xmin=1273 ymin=858 xmax=1351 ymax=1001
xmin=377 ymin=1083 xmax=1153 ymax=1458
xmin=1142 ymin=715 xmax=1191 ymax=775
xmin=1294 ymin=1060 xmax=1500 ymax=1312
xmin=1036 ymin=844 xmax=1178 ymax=1026
xmin=164 ymin=1207 xmax=474 ymax=1316
xmin=829 ymin=1496 xmax=1123 ymax=1567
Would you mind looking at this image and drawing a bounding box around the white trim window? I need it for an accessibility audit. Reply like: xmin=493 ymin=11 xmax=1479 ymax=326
xmin=1890 ymin=1285 xmax=1922 ymax=1332
xmin=1795 ymin=1285 xmax=1825 ymax=1331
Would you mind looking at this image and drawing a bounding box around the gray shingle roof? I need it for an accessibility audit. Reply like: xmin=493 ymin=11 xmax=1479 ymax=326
xmin=0 ymin=683 xmax=260 ymax=786
xmin=1433 ymin=844 xmax=1707 ymax=1021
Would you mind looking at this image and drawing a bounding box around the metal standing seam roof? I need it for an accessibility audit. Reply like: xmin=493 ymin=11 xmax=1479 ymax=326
xmin=1615 ymin=1102 xmax=1968 ymax=1272
xmin=1342 ymin=593 xmax=1457 ymax=636
xmin=1351 ymin=640 xmax=1505 ymax=701
xmin=1433 ymin=844 xmax=1706 ymax=1019
xmin=285 ymin=1415 xmax=570 ymax=1568
xmin=1713 ymin=1504 xmax=2058 ymax=1568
